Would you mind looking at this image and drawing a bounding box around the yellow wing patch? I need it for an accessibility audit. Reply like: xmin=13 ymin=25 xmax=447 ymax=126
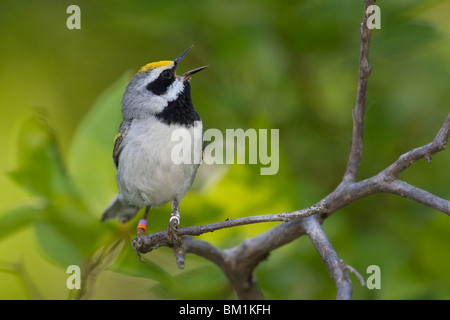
xmin=114 ymin=132 xmax=122 ymax=144
xmin=139 ymin=60 xmax=173 ymax=73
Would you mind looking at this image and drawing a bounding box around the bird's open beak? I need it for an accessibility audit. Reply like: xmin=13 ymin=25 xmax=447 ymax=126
xmin=174 ymin=45 xmax=193 ymax=67
xmin=182 ymin=65 xmax=208 ymax=81
xmin=174 ymin=45 xmax=208 ymax=81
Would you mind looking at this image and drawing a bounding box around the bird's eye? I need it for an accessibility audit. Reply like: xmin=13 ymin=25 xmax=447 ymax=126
xmin=161 ymin=70 xmax=171 ymax=78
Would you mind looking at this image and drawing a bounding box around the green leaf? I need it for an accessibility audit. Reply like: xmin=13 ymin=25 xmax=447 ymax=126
xmin=34 ymin=221 xmax=85 ymax=267
xmin=9 ymin=109 xmax=76 ymax=200
xmin=0 ymin=206 xmax=47 ymax=241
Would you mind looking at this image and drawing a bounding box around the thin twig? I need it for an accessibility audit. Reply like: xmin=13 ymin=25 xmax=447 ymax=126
xmin=303 ymin=216 xmax=353 ymax=300
xmin=383 ymin=113 xmax=450 ymax=180
xmin=343 ymin=0 xmax=376 ymax=183
xmin=132 ymin=202 xmax=327 ymax=254
xmin=382 ymin=179 xmax=450 ymax=215
xmin=322 ymin=113 xmax=450 ymax=217
xmin=345 ymin=264 xmax=366 ymax=287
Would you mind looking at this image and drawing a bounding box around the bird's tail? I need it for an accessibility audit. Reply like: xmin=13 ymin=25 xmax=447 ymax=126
xmin=101 ymin=194 xmax=140 ymax=223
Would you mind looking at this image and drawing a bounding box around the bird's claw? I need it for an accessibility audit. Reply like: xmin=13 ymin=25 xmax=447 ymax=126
xmin=167 ymin=213 xmax=182 ymax=245
xmin=137 ymin=228 xmax=146 ymax=238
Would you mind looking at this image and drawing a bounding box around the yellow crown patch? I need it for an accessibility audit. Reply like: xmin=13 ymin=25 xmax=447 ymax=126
xmin=139 ymin=60 xmax=173 ymax=73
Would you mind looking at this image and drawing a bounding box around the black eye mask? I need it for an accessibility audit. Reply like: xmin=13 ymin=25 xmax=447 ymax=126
xmin=146 ymin=68 xmax=176 ymax=95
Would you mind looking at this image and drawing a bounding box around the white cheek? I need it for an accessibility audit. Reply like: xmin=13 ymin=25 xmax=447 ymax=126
xmin=163 ymin=79 xmax=185 ymax=102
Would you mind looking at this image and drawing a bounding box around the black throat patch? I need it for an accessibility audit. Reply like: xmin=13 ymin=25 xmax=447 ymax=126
xmin=155 ymin=82 xmax=201 ymax=126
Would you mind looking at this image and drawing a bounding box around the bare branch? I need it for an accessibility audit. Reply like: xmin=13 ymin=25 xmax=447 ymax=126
xmin=177 ymin=236 xmax=226 ymax=268
xmin=382 ymin=180 xmax=450 ymax=215
xmin=377 ymin=113 xmax=450 ymax=215
xmin=343 ymin=0 xmax=376 ymax=183
xmin=383 ymin=113 xmax=450 ymax=180
xmin=131 ymin=110 xmax=449 ymax=299
xmin=323 ymin=113 xmax=450 ymax=217
xmin=132 ymin=202 xmax=327 ymax=255
xmin=303 ymin=216 xmax=353 ymax=300
xmin=166 ymin=236 xmax=263 ymax=299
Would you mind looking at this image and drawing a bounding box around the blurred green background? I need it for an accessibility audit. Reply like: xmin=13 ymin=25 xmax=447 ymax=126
xmin=0 ymin=0 xmax=449 ymax=300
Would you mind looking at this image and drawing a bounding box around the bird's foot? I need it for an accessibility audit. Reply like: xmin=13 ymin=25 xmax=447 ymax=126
xmin=167 ymin=212 xmax=182 ymax=245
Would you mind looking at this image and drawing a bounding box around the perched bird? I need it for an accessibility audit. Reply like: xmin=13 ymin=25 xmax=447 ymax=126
xmin=101 ymin=46 xmax=207 ymax=242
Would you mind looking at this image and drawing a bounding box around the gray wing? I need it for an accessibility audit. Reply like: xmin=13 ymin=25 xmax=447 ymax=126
xmin=113 ymin=121 xmax=131 ymax=169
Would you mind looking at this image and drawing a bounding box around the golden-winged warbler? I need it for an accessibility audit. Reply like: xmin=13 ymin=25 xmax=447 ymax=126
xmin=102 ymin=46 xmax=207 ymax=242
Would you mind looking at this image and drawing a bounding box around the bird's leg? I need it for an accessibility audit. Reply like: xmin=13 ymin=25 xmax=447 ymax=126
xmin=167 ymin=199 xmax=182 ymax=244
xmin=137 ymin=206 xmax=150 ymax=237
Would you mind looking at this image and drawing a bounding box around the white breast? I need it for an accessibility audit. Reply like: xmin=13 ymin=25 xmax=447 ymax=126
xmin=116 ymin=118 xmax=202 ymax=208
